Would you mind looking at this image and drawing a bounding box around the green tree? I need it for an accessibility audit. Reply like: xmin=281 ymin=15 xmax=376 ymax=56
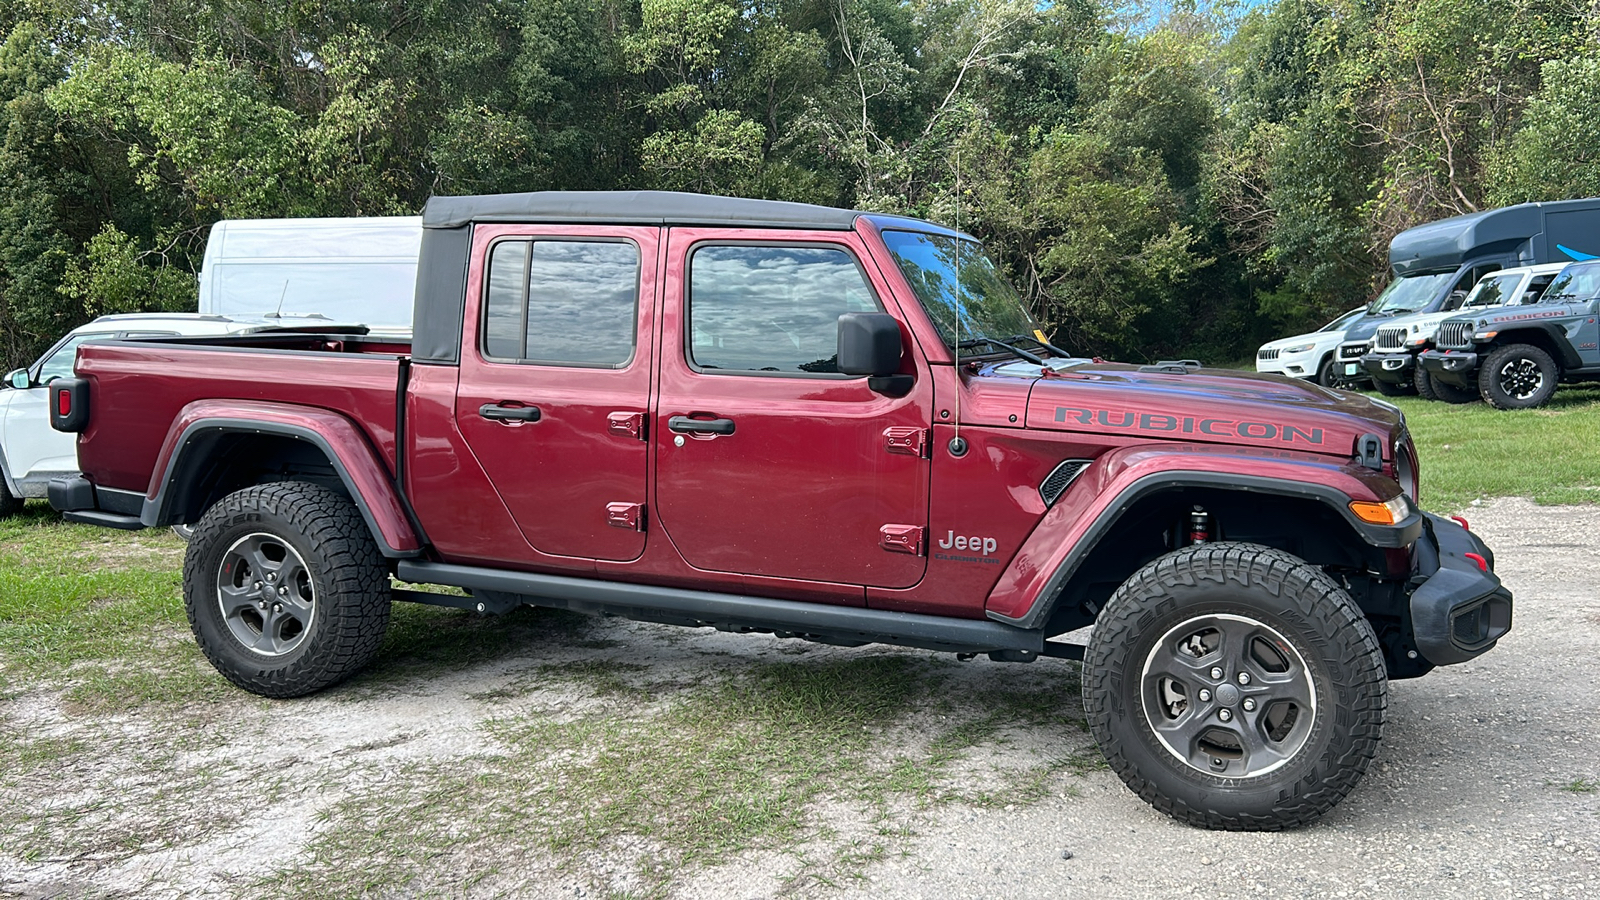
xmin=1490 ymin=52 xmax=1600 ymax=204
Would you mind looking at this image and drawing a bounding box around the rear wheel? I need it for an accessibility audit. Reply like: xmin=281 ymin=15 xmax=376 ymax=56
xmin=1083 ymin=543 xmax=1387 ymax=830
xmin=1479 ymin=343 xmax=1557 ymax=409
xmin=0 ymin=472 xmax=21 ymax=519
xmin=183 ymin=482 xmax=390 ymax=697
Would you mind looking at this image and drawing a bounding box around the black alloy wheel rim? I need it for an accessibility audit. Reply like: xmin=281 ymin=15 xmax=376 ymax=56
xmin=1497 ymin=358 xmax=1544 ymax=400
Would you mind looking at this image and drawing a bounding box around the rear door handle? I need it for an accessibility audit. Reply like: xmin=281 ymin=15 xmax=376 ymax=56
xmin=480 ymin=403 xmax=541 ymax=422
xmin=668 ymin=415 xmax=735 ymax=436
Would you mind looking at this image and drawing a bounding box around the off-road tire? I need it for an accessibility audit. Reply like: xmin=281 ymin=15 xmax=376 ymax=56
xmin=0 ymin=473 xmax=22 ymax=518
xmin=183 ymin=482 xmax=390 ymax=698
xmin=1478 ymin=343 xmax=1557 ymax=410
xmin=1083 ymin=543 xmax=1387 ymax=831
xmin=1370 ymin=377 xmax=1414 ymax=397
xmin=1414 ymin=365 xmax=1477 ymax=404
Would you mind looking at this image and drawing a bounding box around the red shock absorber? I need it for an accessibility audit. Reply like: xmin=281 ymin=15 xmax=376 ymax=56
xmin=1189 ymin=506 xmax=1211 ymax=545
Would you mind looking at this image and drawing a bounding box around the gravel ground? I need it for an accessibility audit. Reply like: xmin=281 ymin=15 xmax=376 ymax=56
xmin=2 ymin=497 xmax=1596 ymax=899
xmin=829 ymin=497 xmax=1600 ymax=900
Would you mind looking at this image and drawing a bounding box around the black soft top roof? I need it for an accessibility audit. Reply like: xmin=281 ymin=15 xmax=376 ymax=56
xmin=422 ymin=190 xmax=862 ymax=231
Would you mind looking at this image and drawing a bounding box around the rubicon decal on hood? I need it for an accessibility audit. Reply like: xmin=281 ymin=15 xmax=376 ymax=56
xmin=1054 ymin=406 xmax=1326 ymax=445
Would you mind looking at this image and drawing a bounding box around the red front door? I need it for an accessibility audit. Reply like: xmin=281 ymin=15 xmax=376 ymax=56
xmin=454 ymin=224 xmax=658 ymax=563
xmin=651 ymin=229 xmax=932 ymax=588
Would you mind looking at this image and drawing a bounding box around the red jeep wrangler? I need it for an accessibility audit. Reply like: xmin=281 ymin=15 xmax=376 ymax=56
xmin=50 ymin=191 xmax=1510 ymax=830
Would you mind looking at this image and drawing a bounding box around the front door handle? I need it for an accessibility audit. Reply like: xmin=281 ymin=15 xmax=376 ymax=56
xmin=480 ymin=403 xmax=541 ymax=422
xmin=668 ymin=415 xmax=735 ymax=436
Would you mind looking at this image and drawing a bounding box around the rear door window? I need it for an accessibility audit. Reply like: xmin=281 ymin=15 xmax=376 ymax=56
xmin=482 ymin=239 xmax=640 ymax=367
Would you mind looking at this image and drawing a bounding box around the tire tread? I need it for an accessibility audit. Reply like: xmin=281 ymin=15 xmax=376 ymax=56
xmin=1083 ymin=542 xmax=1387 ymax=831
xmin=183 ymin=482 xmax=389 ymax=698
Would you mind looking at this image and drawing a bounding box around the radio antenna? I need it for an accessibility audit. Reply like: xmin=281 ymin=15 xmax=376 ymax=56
xmin=952 ymin=150 xmax=963 ymax=448
xmin=269 ymin=279 xmax=289 ymax=319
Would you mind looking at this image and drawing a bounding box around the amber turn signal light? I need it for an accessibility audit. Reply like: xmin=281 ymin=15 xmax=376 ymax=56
xmin=1348 ymin=496 xmax=1409 ymax=525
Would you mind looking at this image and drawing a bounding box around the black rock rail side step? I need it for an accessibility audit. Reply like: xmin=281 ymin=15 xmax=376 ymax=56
xmin=396 ymin=559 xmax=1047 ymax=656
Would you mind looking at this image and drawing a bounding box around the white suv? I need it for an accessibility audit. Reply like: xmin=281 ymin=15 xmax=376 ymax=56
xmin=1255 ymin=307 xmax=1366 ymax=386
xmin=0 ymin=313 xmax=342 ymax=517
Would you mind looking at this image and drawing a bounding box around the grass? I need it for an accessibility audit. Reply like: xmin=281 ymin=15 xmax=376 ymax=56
xmin=1372 ymin=382 xmax=1600 ymax=511
xmin=0 ymin=504 xmax=228 ymax=711
xmin=268 ymin=652 xmax=1091 ymax=898
xmin=0 ymin=383 xmax=1596 ymax=895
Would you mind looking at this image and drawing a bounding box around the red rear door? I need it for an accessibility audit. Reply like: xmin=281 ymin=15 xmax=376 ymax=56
xmin=454 ymin=224 xmax=658 ymax=563
xmin=652 ymin=229 xmax=932 ymax=588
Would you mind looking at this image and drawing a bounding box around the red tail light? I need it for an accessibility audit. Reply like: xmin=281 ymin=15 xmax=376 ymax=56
xmin=57 ymin=390 xmax=71 ymax=417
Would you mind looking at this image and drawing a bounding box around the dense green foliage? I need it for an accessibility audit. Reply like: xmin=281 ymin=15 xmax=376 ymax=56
xmin=0 ymin=0 xmax=1596 ymax=369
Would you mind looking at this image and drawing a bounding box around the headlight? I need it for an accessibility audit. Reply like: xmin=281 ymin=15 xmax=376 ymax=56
xmin=1282 ymin=343 xmax=1316 ymax=353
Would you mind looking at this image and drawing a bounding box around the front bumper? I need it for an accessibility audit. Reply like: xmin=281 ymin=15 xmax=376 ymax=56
xmin=1408 ymin=513 xmax=1512 ymax=666
xmin=1255 ymin=349 xmax=1324 ymax=380
xmin=1359 ymin=351 xmax=1416 ymax=384
xmin=1418 ymin=349 xmax=1479 ymax=387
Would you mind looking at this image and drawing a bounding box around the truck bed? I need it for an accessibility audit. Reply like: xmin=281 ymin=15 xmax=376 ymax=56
xmin=73 ymin=334 xmax=409 ymax=494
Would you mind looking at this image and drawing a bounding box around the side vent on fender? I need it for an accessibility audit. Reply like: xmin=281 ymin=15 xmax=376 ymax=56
xmin=1039 ymin=460 xmax=1091 ymax=507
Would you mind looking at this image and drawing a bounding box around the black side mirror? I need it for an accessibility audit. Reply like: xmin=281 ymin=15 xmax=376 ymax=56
xmin=837 ymin=312 xmax=912 ymax=396
xmin=837 ymin=312 xmax=901 ymax=376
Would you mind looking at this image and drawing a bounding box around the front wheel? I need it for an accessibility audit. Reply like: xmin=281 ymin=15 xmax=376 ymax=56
xmin=1478 ymin=343 xmax=1557 ymax=410
xmin=1371 ymin=377 xmax=1414 ymax=397
xmin=1316 ymin=356 xmax=1355 ymax=390
xmin=1414 ymin=365 xmax=1478 ymax=404
xmin=183 ymin=482 xmax=390 ymax=697
xmin=1083 ymin=543 xmax=1387 ymax=830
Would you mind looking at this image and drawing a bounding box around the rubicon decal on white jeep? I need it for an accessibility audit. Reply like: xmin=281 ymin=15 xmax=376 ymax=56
xmin=937 ymin=531 xmax=997 ymax=556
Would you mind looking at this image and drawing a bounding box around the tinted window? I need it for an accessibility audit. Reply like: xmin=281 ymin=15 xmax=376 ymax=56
xmin=482 ymin=239 xmax=639 ymax=367
xmin=689 ymin=245 xmax=879 ymax=374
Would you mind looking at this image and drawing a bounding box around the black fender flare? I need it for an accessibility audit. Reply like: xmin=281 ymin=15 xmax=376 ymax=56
xmin=990 ymin=471 xmax=1423 ymax=630
xmin=142 ymin=415 xmax=425 ymax=558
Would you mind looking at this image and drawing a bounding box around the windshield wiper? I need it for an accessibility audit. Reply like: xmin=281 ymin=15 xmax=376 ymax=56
xmin=998 ymin=333 xmax=1074 ymax=359
xmin=955 ymin=337 xmax=1045 ymax=365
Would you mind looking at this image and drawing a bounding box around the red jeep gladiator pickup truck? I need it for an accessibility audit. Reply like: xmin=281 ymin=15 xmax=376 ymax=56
xmin=50 ymin=191 xmax=1510 ymax=830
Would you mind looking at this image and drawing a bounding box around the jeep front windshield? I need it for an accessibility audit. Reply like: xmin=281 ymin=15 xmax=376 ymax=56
xmin=1544 ymin=263 xmax=1600 ymax=301
xmin=879 ymin=230 xmax=1050 ymax=356
xmin=1463 ymin=273 xmax=1520 ymax=308
xmin=1368 ymin=272 xmax=1453 ymax=315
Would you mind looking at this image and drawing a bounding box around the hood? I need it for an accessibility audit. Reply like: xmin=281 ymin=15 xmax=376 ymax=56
xmin=1371 ymin=309 xmax=1468 ymax=345
xmin=1449 ymin=297 xmax=1597 ymax=329
xmin=1258 ymin=330 xmax=1331 ymax=351
xmin=1018 ymin=361 xmax=1405 ymax=460
xmin=1340 ymin=314 xmax=1395 ymax=343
